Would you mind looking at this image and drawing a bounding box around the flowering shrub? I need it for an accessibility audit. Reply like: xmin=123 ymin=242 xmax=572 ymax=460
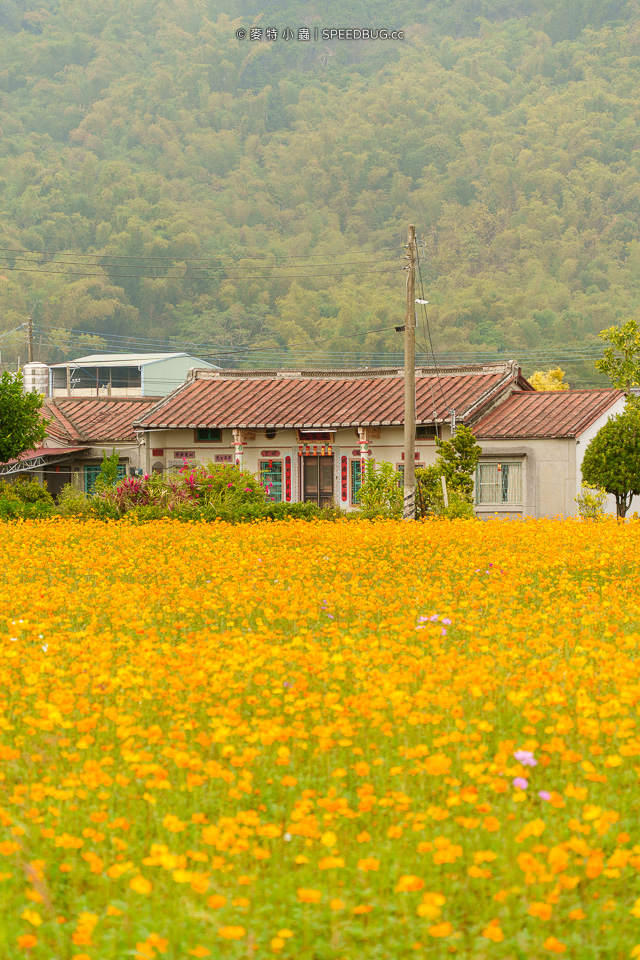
xmin=0 ymin=518 xmax=639 ymax=956
xmin=97 ymin=461 xmax=269 ymax=516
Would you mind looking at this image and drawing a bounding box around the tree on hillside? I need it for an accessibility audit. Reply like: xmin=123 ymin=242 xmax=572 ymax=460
xmin=0 ymin=371 xmax=49 ymax=463
xmin=529 ymin=368 xmax=569 ymax=391
xmin=596 ymin=319 xmax=640 ymax=395
xmin=581 ymin=406 xmax=640 ymax=517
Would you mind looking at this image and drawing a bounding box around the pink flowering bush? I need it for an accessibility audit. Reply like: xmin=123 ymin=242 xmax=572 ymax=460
xmin=96 ymin=461 xmax=268 ymax=517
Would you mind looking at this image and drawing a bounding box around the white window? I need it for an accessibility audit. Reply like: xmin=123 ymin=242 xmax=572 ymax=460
xmin=476 ymin=462 xmax=522 ymax=505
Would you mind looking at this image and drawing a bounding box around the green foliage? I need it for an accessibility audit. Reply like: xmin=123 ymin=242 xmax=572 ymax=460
xmin=0 ymin=371 xmax=48 ymax=463
xmin=415 ymin=464 xmax=446 ymax=517
xmin=93 ymin=447 xmax=121 ymax=494
xmin=416 ymin=425 xmax=481 ymax=517
xmin=355 ymin=461 xmax=403 ymax=518
xmin=434 ymin=424 xmax=482 ymax=501
xmin=56 ymin=482 xmax=92 ymax=517
xmin=596 ymin=319 xmax=640 ymax=394
xmin=0 ymin=476 xmax=53 ymax=504
xmin=574 ymin=481 xmax=608 ymax=520
xmin=0 ymin=3 xmax=639 ymax=377
xmin=0 ymin=476 xmax=55 ymax=518
xmin=581 ymin=406 xmax=640 ymax=517
xmin=440 ymin=494 xmax=477 ymax=520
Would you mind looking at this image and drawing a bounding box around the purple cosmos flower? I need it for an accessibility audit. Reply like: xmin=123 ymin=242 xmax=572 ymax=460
xmin=513 ymin=749 xmax=538 ymax=767
xmin=513 ymin=777 xmax=528 ymax=790
xmin=441 ymin=617 xmax=452 ymax=625
xmin=538 ymin=791 xmax=551 ymax=801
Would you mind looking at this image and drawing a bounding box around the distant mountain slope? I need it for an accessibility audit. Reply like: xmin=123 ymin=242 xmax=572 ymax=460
xmin=0 ymin=0 xmax=637 ymax=383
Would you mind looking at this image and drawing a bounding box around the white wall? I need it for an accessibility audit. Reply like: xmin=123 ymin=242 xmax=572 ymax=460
xmin=575 ymin=396 xmax=628 ymax=516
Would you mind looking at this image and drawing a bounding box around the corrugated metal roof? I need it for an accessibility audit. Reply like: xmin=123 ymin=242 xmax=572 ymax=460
xmin=135 ymin=367 xmax=525 ymax=430
xmin=4 ymin=446 xmax=87 ymax=466
xmin=50 ymin=352 xmax=190 ymax=368
xmin=45 ymin=397 xmax=160 ymax=443
xmin=473 ymin=389 xmax=624 ymax=439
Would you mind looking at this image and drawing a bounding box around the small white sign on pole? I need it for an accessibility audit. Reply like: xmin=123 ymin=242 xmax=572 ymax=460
xmin=441 ymin=475 xmax=449 ymax=508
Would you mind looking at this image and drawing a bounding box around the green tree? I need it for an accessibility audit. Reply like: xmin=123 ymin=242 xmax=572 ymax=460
xmin=93 ymin=448 xmax=121 ymax=493
xmin=581 ymin=406 xmax=640 ymax=517
xmin=0 ymin=371 xmax=48 ymax=463
xmin=416 ymin=424 xmax=482 ymax=517
xmin=596 ymin=319 xmax=640 ymax=395
xmin=356 ymin=461 xmax=403 ymax=518
xmin=435 ymin=424 xmax=482 ymax=501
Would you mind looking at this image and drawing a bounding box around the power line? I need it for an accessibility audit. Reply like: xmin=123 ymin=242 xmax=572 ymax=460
xmin=0 ymin=246 xmax=397 ymax=262
xmin=0 ymin=262 xmax=402 ymax=281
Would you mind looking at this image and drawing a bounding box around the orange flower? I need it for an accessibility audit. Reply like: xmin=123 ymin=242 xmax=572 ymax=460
xmin=130 ymin=875 xmax=153 ymax=895
xmin=17 ymin=935 xmax=38 ymax=949
xmin=217 ymin=926 xmax=245 ymax=940
xmin=482 ymin=920 xmax=504 ymax=942
xmin=207 ymin=894 xmax=227 ymax=909
xmin=396 ymin=875 xmax=425 ymax=893
xmin=543 ymin=937 xmax=567 ymax=954
xmin=528 ymin=902 xmax=553 ymax=921
xmin=428 ymin=922 xmax=453 ymax=938
xmin=297 ymin=888 xmax=322 ymax=904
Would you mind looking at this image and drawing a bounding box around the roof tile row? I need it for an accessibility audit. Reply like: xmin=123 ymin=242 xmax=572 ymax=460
xmin=136 ymin=369 xmax=524 ymax=430
xmin=473 ymin=389 xmax=624 ymax=439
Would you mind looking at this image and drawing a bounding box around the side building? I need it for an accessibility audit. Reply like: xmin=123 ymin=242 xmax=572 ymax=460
xmin=1 ymin=397 xmax=160 ymax=497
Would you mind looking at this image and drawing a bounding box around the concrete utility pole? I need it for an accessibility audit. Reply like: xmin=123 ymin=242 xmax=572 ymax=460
xmin=403 ymin=224 xmax=416 ymax=521
xmin=27 ymin=316 xmax=34 ymax=363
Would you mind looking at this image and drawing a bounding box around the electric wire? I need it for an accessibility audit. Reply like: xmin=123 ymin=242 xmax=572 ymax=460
xmin=0 ymin=262 xmax=402 ymax=281
xmin=0 ymin=246 xmax=397 ymax=262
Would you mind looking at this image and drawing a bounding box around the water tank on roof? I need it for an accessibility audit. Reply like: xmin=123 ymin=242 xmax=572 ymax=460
xmin=23 ymin=362 xmax=49 ymax=396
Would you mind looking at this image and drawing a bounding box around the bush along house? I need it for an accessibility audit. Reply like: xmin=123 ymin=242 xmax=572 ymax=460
xmin=133 ymin=362 xmax=541 ymax=512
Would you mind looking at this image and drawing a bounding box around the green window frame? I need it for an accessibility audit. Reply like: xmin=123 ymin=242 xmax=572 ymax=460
xmin=259 ymin=460 xmax=283 ymax=502
xmin=350 ymin=460 xmax=363 ymax=505
xmin=195 ymin=427 xmax=222 ymax=443
xmin=85 ymin=463 xmax=126 ymax=494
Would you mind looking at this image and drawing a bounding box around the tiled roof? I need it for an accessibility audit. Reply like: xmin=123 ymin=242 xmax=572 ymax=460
xmin=44 ymin=397 xmax=161 ymax=443
xmin=135 ymin=365 xmax=528 ymax=430
xmin=473 ymin=389 xmax=624 ymax=439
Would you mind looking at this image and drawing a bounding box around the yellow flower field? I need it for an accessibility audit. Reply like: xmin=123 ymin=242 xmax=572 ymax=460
xmin=1 ymin=518 xmax=639 ymax=960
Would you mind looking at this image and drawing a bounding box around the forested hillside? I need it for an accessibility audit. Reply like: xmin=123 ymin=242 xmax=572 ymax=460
xmin=0 ymin=0 xmax=638 ymax=382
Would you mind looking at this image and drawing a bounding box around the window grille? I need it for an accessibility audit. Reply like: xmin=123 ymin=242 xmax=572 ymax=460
xmin=396 ymin=463 xmax=425 ymax=487
xmin=85 ymin=463 xmax=126 ymax=494
xmin=259 ymin=460 xmax=283 ymax=502
xmin=351 ymin=460 xmax=363 ymax=505
xmin=476 ymin=462 xmax=522 ymax=505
